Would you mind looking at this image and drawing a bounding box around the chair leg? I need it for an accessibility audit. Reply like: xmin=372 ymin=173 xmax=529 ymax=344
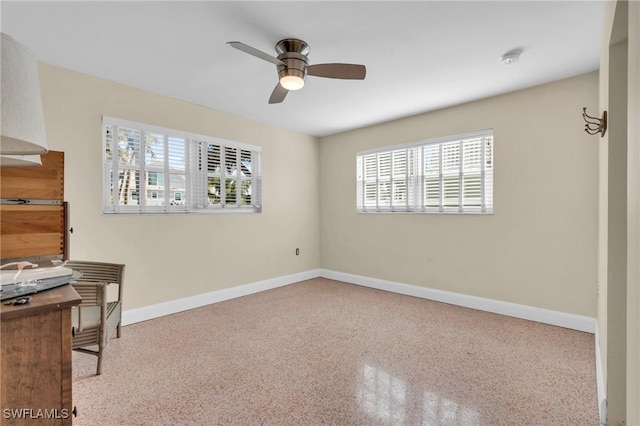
xmin=117 ymin=322 xmax=122 ymax=338
xmin=96 ymin=343 xmax=104 ymax=375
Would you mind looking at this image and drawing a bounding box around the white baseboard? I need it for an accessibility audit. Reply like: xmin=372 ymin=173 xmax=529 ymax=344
xmin=319 ymin=269 xmax=597 ymax=333
xmin=123 ymin=267 xmax=597 ymax=334
xmin=122 ymin=269 xmax=321 ymax=325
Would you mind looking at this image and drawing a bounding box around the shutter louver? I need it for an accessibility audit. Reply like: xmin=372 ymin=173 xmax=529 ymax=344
xmin=143 ymin=132 xmax=164 ymax=211
xmin=207 ymin=144 xmax=221 ymax=206
xmin=191 ymin=141 xmax=206 ymax=209
xmin=167 ymin=136 xmax=186 ymax=211
xmin=225 ymin=146 xmax=238 ymax=207
xmin=364 ymin=155 xmax=377 ymax=210
xmin=377 ymin=152 xmax=391 ymax=208
xmin=484 ymin=137 xmax=494 ymax=213
xmin=462 ymin=138 xmax=483 ymax=210
xmin=391 ymin=149 xmax=407 ymax=209
xmin=104 ymin=125 xmax=114 ymax=163
xmin=442 ymin=142 xmax=460 ymax=209
xmin=240 ymin=149 xmax=253 ymax=206
xmin=463 ymin=175 xmax=482 ymax=207
xmin=407 ymin=147 xmax=420 ymax=211
xmin=104 ymin=125 xmax=115 ymax=210
xmin=443 ymin=176 xmax=460 ymax=208
xmin=424 ymin=144 xmax=441 ymax=210
xmin=117 ymin=127 xmax=142 ymax=208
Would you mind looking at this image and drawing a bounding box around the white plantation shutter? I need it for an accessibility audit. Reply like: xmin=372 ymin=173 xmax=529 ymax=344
xmin=483 ymin=137 xmax=494 ymax=211
xmin=462 ymin=139 xmax=482 ymax=208
xmin=103 ymin=124 xmax=144 ymax=212
xmin=203 ymin=142 xmax=222 ymax=207
xmin=166 ymin=136 xmax=187 ymax=212
xmin=240 ymin=149 xmax=255 ymax=206
xmin=103 ymin=117 xmax=261 ymax=214
xmin=188 ymin=141 xmax=261 ymax=210
xmin=362 ymin=155 xmax=377 ymax=209
xmin=118 ymin=127 xmax=141 ymax=211
xmin=391 ymin=149 xmax=407 ymax=209
xmin=142 ymin=132 xmax=164 ymax=212
xmin=104 ymin=125 xmax=115 ymax=209
xmin=441 ymin=141 xmax=460 ymax=209
xmin=356 ymin=130 xmax=493 ymax=214
xmin=407 ymin=148 xmax=420 ymax=208
xmin=377 ymin=152 xmax=391 ymax=208
xmin=225 ymin=146 xmax=238 ymax=206
xmin=190 ymin=142 xmax=205 ymax=209
xmin=423 ymin=144 xmax=441 ymax=209
xmin=357 ymin=148 xmax=418 ymax=211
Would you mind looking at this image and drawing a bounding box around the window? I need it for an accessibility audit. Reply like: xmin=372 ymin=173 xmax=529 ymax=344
xmin=356 ymin=130 xmax=493 ymax=214
xmin=103 ymin=116 xmax=262 ymax=214
xmin=147 ymin=171 xmax=160 ymax=186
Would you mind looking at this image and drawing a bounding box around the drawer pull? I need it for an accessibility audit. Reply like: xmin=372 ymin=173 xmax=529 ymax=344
xmin=71 ymin=326 xmax=75 ymax=338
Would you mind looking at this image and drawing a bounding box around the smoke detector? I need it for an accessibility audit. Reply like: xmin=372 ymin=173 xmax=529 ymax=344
xmin=501 ymin=48 xmax=522 ymax=65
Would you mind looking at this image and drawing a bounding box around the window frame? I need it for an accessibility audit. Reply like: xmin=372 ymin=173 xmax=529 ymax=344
xmin=102 ymin=116 xmax=262 ymax=215
xmin=356 ymin=130 xmax=494 ymax=214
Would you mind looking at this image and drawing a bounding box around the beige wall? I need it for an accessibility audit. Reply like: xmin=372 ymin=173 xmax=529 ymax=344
xmin=320 ymin=73 xmax=599 ymax=317
xmin=38 ymin=63 xmax=320 ymax=310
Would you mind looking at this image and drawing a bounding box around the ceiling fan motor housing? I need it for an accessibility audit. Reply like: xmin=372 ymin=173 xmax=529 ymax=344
xmin=276 ymin=38 xmax=309 ymax=81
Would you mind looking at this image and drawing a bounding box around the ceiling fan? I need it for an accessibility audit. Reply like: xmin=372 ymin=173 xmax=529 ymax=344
xmin=227 ymin=38 xmax=366 ymax=104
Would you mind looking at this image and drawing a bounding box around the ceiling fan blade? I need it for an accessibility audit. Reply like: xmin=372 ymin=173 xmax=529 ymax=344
xmin=307 ymin=63 xmax=366 ymax=80
xmin=269 ymin=83 xmax=288 ymax=104
xmin=227 ymin=41 xmax=283 ymax=66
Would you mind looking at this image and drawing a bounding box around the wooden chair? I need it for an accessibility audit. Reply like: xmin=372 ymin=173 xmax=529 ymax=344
xmin=67 ymin=260 xmax=125 ymax=375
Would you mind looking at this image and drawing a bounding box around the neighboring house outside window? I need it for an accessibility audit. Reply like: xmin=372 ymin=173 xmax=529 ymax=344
xmin=103 ymin=116 xmax=262 ymax=214
xmin=356 ymin=130 xmax=493 ymax=214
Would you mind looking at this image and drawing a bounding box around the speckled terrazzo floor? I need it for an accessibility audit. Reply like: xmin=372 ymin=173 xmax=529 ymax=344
xmin=71 ymin=278 xmax=598 ymax=425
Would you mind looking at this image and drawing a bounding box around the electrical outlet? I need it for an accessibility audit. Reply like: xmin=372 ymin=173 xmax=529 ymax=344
xmin=295 ymin=248 xmax=300 ymax=256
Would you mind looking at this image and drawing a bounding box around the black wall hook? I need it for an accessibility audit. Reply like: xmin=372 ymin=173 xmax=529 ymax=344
xmin=582 ymin=107 xmax=607 ymax=137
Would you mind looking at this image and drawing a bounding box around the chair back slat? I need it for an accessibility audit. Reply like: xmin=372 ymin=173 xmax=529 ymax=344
xmin=72 ymin=283 xmax=101 ymax=305
xmin=66 ymin=260 xmax=124 ymax=285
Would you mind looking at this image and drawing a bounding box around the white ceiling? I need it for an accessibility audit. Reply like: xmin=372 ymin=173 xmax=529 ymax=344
xmin=2 ymin=1 xmax=604 ymax=137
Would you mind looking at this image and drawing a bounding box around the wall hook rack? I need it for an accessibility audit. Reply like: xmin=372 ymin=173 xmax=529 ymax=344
xmin=582 ymin=107 xmax=607 ymax=137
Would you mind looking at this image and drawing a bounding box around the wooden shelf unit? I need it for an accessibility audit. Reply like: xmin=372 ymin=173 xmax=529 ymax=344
xmin=1 ymin=150 xmax=77 ymax=424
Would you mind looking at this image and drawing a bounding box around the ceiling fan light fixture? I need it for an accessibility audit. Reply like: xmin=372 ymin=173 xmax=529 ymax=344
xmin=228 ymin=38 xmax=366 ymax=104
xmin=280 ymin=75 xmax=305 ymax=91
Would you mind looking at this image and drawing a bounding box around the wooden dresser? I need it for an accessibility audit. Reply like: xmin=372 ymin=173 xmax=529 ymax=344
xmin=1 ymin=284 xmax=81 ymax=425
